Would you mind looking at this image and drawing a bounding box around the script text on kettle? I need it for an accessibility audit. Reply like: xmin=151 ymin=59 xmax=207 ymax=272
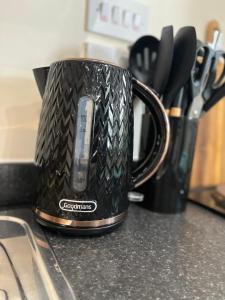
xmin=59 ymin=199 xmax=97 ymax=213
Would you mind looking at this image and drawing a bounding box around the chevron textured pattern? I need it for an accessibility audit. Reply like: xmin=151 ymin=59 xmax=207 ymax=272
xmin=35 ymin=60 xmax=133 ymax=221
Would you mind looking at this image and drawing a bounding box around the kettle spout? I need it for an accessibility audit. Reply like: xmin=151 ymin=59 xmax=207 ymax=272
xmin=33 ymin=66 xmax=50 ymax=98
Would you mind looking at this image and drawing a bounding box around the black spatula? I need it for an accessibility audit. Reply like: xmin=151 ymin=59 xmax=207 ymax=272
xmin=153 ymin=26 xmax=174 ymax=96
xmin=163 ymin=26 xmax=197 ymax=113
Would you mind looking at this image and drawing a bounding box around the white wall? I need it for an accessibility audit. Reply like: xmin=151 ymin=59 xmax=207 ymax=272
xmin=0 ymin=0 xmax=224 ymax=161
xmin=148 ymin=0 xmax=225 ymax=39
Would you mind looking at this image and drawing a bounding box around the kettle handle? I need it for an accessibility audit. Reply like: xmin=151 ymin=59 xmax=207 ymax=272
xmin=131 ymin=78 xmax=170 ymax=188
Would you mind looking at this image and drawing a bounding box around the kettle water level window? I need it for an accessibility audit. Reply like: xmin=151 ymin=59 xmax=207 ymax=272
xmin=72 ymin=96 xmax=94 ymax=192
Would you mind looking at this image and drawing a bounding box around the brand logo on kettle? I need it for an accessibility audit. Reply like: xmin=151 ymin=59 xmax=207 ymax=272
xmin=59 ymin=199 xmax=97 ymax=213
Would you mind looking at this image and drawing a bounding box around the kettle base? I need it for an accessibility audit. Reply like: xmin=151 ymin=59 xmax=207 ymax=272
xmin=34 ymin=209 xmax=127 ymax=236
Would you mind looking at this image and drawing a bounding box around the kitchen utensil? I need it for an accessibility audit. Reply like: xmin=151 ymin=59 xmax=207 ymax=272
xmin=136 ymin=26 xmax=198 ymax=213
xmin=129 ymin=35 xmax=159 ymax=87
xmin=164 ymin=26 xmax=197 ymax=113
xmin=187 ymin=39 xmax=219 ymax=119
xmin=169 ymin=87 xmax=185 ymax=117
xmin=203 ymin=83 xmax=225 ymax=112
xmin=153 ymin=26 xmax=174 ymax=95
xmin=204 ymin=50 xmax=225 ymax=92
xmin=153 ymin=32 xmax=223 ymax=213
xmin=129 ymin=26 xmax=174 ymax=95
xmin=129 ymin=35 xmax=159 ymax=163
xmin=202 ymin=50 xmax=225 ymax=112
xmin=130 ymin=27 xmax=173 ymax=165
xmin=148 ymin=26 xmax=196 ymax=205
xmin=33 ymin=58 xmax=169 ymax=235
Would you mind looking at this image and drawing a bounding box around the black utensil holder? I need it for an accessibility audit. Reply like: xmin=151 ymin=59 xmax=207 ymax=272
xmin=136 ymin=116 xmax=199 ymax=213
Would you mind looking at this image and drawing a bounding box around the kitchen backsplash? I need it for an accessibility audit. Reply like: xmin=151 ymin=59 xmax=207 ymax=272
xmin=0 ymin=0 xmax=225 ymax=161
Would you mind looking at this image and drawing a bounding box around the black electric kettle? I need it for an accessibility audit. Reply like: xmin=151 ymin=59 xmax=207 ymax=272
xmin=33 ymin=58 xmax=169 ymax=235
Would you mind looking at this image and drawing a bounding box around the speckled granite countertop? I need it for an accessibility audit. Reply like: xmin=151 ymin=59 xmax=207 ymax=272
xmin=46 ymin=203 xmax=225 ymax=300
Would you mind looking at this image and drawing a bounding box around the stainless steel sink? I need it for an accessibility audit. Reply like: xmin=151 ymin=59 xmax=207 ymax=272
xmin=0 ymin=208 xmax=76 ymax=300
